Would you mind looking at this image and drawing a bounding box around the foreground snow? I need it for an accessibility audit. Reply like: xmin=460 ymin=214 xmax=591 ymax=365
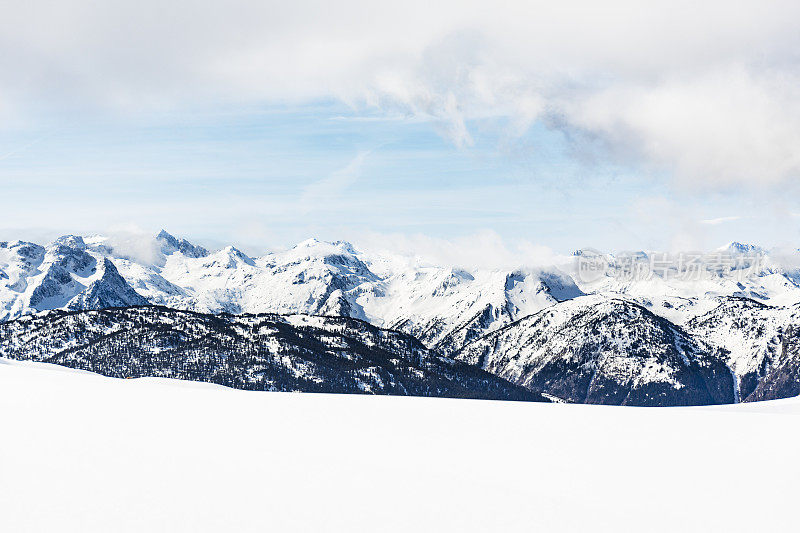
xmin=1 ymin=359 xmax=799 ymax=532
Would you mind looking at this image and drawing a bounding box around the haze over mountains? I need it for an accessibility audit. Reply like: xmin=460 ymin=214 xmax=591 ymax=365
xmin=2 ymin=230 xmax=799 ymax=405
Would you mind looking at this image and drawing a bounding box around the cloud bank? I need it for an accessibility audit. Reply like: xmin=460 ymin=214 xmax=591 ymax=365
xmin=2 ymin=1 xmax=800 ymax=187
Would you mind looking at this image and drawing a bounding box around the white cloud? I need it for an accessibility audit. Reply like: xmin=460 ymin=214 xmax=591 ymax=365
xmin=351 ymin=229 xmax=564 ymax=271
xmin=2 ymin=1 xmax=800 ymax=187
xmin=102 ymin=225 xmax=164 ymax=266
xmin=700 ymin=216 xmax=743 ymax=226
xmin=300 ymin=151 xmax=370 ymax=211
xmin=569 ymin=66 xmax=800 ymax=187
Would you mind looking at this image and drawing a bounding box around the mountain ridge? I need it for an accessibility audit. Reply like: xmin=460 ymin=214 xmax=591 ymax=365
xmin=0 ymin=305 xmax=547 ymax=402
xmin=3 ymin=231 xmax=800 ymax=404
xmin=453 ymin=295 xmax=737 ymax=406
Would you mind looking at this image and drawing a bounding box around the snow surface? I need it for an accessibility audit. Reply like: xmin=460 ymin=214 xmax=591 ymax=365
xmin=1 ymin=358 xmax=798 ymax=532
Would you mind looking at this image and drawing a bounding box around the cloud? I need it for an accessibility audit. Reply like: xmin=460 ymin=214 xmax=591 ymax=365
xmin=102 ymin=225 xmax=164 ymax=266
xmin=700 ymin=216 xmax=743 ymax=226
xmin=351 ymin=229 xmax=564 ymax=271
xmin=568 ymin=66 xmax=800 ymax=188
xmin=3 ymin=1 xmax=800 ymax=187
xmin=300 ymin=151 xmax=369 ymax=211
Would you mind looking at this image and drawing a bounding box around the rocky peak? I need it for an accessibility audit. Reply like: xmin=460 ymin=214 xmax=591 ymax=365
xmin=67 ymin=258 xmax=149 ymax=310
xmin=157 ymin=230 xmax=209 ymax=258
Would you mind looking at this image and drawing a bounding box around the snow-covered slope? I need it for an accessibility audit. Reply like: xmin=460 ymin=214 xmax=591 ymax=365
xmin=455 ymin=295 xmax=736 ymax=406
xmin=0 ymin=306 xmax=545 ymax=402
xmin=2 ymin=358 xmax=799 ymax=533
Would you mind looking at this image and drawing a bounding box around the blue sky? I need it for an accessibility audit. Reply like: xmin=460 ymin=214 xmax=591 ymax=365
xmin=1 ymin=1 xmax=799 ymax=262
xmin=2 ymin=100 xmax=795 ymax=257
xmin=0 ymin=103 xmax=649 ymax=249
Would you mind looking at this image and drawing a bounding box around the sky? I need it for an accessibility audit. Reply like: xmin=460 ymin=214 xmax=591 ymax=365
xmin=2 ymin=1 xmax=800 ymax=264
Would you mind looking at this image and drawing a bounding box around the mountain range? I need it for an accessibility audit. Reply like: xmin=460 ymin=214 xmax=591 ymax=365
xmin=1 ymin=230 xmax=799 ymax=405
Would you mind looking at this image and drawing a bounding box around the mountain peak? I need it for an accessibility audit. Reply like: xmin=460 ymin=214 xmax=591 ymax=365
xmin=223 ymin=246 xmax=255 ymax=265
xmin=67 ymin=258 xmax=149 ymax=310
xmin=331 ymin=240 xmax=358 ymax=255
xmin=156 ymin=229 xmax=174 ymax=241
xmin=288 ymin=238 xmax=362 ymax=263
xmin=294 ymin=238 xmax=357 ymax=253
xmin=52 ymin=235 xmax=87 ymax=251
xmin=295 ymin=237 xmax=322 ymax=248
xmin=156 ymin=230 xmax=209 ymax=258
xmin=719 ymin=242 xmax=762 ymax=255
xmin=202 ymin=246 xmax=255 ymax=268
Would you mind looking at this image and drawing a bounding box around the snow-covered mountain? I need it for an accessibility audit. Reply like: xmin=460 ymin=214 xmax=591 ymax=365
xmin=371 ymin=265 xmax=583 ymax=355
xmin=1 ymin=231 xmax=581 ymax=354
xmin=570 ymin=243 xmax=800 ymax=324
xmin=454 ymin=295 xmax=735 ymax=406
xmin=685 ymin=297 xmax=800 ymax=401
xmin=3 ymin=230 xmax=800 ymax=404
xmin=0 ymin=306 xmax=546 ymax=402
xmin=0 ymin=236 xmax=148 ymax=320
